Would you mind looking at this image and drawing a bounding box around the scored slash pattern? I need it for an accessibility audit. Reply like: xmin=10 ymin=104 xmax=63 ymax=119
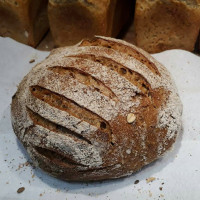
xmin=11 ymin=36 xmax=182 ymax=181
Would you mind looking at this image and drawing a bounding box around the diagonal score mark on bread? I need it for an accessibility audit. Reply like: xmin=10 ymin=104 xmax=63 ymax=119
xmin=24 ymin=123 xmax=103 ymax=168
xmin=45 ymin=56 xmax=143 ymax=104
xmin=35 ymin=68 xmax=118 ymax=121
xmin=32 ymin=146 xmax=118 ymax=172
xmin=79 ymin=37 xmax=161 ymax=76
xmin=29 ymin=85 xmax=113 ymax=143
xmin=48 ymin=66 xmax=118 ymax=101
xmin=25 ymin=93 xmax=99 ymax=143
xmin=67 ymin=54 xmax=152 ymax=96
xmin=34 ymin=146 xmax=87 ymax=168
xmin=26 ymin=106 xmax=92 ymax=145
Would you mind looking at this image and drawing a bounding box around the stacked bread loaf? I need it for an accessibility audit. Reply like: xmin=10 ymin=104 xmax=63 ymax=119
xmin=0 ymin=0 xmax=133 ymax=47
xmin=133 ymin=0 xmax=200 ymax=53
xmin=48 ymin=0 xmax=133 ymax=46
xmin=0 ymin=0 xmax=49 ymax=47
xmin=0 ymin=0 xmax=199 ymax=52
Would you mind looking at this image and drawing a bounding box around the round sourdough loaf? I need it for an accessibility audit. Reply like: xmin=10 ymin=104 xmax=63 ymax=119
xmin=11 ymin=36 xmax=182 ymax=181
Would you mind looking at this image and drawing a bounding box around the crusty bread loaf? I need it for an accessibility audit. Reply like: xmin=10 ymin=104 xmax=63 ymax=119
xmin=133 ymin=0 xmax=200 ymax=53
xmin=0 ymin=0 xmax=49 ymax=47
xmin=11 ymin=36 xmax=182 ymax=181
xmin=48 ymin=0 xmax=133 ymax=46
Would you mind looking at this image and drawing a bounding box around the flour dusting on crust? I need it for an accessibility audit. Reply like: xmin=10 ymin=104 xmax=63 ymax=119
xmin=11 ymin=36 xmax=182 ymax=181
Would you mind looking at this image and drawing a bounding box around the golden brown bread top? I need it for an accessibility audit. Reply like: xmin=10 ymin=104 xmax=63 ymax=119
xmin=133 ymin=0 xmax=200 ymax=53
xmin=0 ymin=0 xmax=49 ymax=47
xmin=48 ymin=0 xmax=119 ymax=46
xmin=11 ymin=36 xmax=182 ymax=181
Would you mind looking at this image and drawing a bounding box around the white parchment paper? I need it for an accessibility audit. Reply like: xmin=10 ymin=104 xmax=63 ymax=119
xmin=0 ymin=37 xmax=200 ymax=200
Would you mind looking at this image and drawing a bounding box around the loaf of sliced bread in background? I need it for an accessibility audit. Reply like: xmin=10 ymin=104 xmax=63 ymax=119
xmin=48 ymin=0 xmax=133 ymax=46
xmin=133 ymin=0 xmax=200 ymax=53
xmin=0 ymin=0 xmax=49 ymax=47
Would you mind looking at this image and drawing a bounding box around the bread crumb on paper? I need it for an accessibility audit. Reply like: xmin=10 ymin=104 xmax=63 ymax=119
xmin=134 ymin=180 xmax=139 ymax=184
xmin=149 ymin=190 xmax=152 ymax=197
xmin=17 ymin=187 xmax=25 ymax=193
xmin=16 ymin=161 xmax=30 ymax=171
xmin=29 ymin=59 xmax=35 ymax=63
xmin=146 ymin=177 xmax=156 ymax=183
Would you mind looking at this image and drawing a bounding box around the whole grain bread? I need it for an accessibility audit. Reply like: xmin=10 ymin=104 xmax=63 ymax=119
xmin=0 ymin=0 xmax=49 ymax=47
xmin=133 ymin=0 xmax=200 ymax=53
xmin=48 ymin=0 xmax=133 ymax=46
xmin=11 ymin=36 xmax=182 ymax=181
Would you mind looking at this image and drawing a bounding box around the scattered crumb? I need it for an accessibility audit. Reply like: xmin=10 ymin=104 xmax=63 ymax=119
xmin=39 ymin=191 xmax=46 ymax=197
xmin=159 ymin=187 xmax=163 ymax=191
xmin=162 ymin=182 xmax=164 ymax=185
xmin=6 ymin=182 xmax=9 ymax=184
xmin=146 ymin=177 xmax=156 ymax=183
xmin=160 ymin=194 xmax=164 ymax=197
xmin=17 ymin=187 xmax=25 ymax=193
xmin=149 ymin=190 xmax=152 ymax=197
xmin=16 ymin=161 xmax=30 ymax=171
xmin=134 ymin=180 xmax=139 ymax=184
xmin=29 ymin=59 xmax=35 ymax=63
xmin=32 ymin=174 xmax=35 ymax=178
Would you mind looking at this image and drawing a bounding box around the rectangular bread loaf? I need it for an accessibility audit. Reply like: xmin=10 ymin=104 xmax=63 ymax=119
xmin=133 ymin=0 xmax=200 ymax=53
xmin=0 ymin=0 xmax=49 ymax=47
xmin=48 ymin=0 xmax=133 ymax=46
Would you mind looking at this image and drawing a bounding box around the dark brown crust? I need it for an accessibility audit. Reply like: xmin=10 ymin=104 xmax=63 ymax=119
xmin=34 ymin=146 xmax=86 ymax=167
xmin=28 ymin=146 xmax=123 ymax=181
xmin=27 ymin=107 xmax=92 ymax=144
xmin=79 ymin=38 xmax=161 ymax=76
xmin=29 ymin=85 xmax=113 ymax=142
xmin=68 ymin=54 xmax=152 ymax=95
xmin=11 ymin=37 xmax=182 ymax=181
xmin=48 ymin=66 xmax=118 ymax=101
